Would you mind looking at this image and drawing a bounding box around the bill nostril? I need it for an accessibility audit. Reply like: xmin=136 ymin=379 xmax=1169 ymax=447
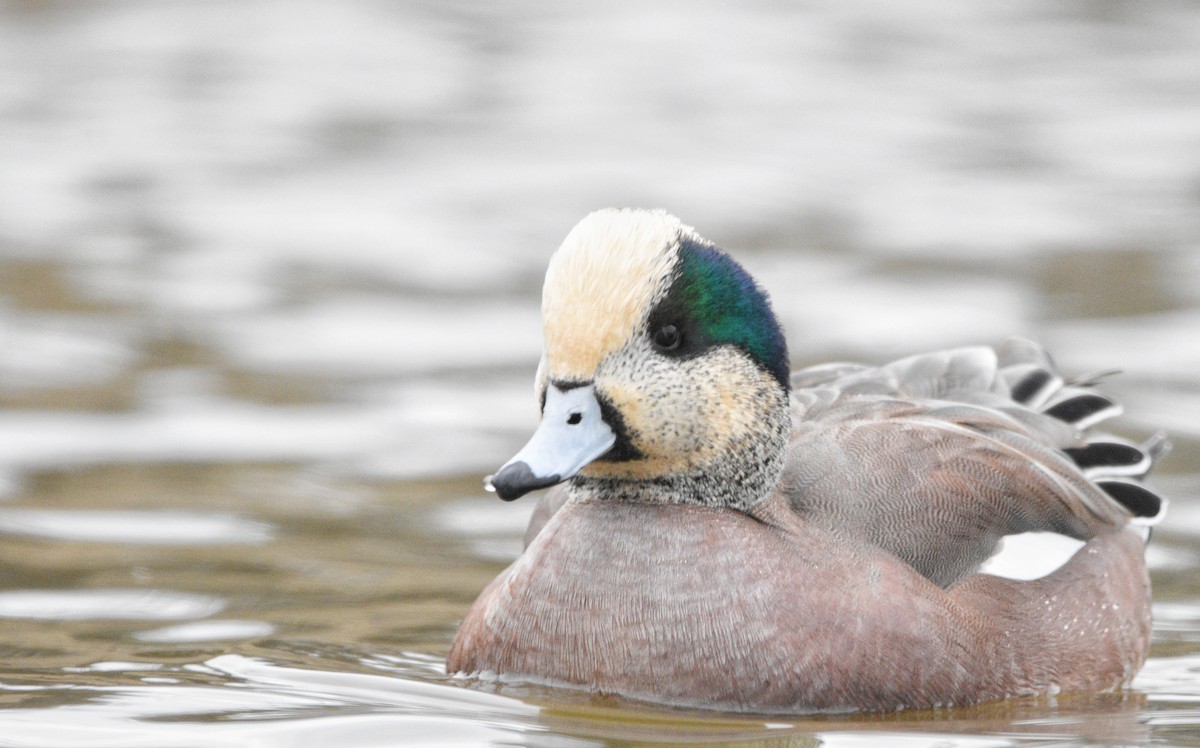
xmin=567 ymin=412 xmax=583 ymax=425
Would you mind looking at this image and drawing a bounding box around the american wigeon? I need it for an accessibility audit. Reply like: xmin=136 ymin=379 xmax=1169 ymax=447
xmin=447 ymin=209 xmax=1167 ymax=713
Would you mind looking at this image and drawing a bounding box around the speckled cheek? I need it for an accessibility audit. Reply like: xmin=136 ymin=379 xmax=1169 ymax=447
xmin=569 ymin=341 xmax=703 ymax=475
xmin=685 ymin=350 xmax=778 ymax=438
xmin=607 ymin=367 xmax=708 ymax=458
xmin=589 ymin=343 xmax=773 ymax=470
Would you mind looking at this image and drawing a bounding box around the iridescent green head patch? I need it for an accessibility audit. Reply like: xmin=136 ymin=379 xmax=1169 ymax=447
xmin=647 ymin=236 xmax=790 ymax=390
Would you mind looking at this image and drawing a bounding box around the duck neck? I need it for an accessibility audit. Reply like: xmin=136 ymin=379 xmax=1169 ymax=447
xmin=571 ymin=392 xmax=792 ymax=512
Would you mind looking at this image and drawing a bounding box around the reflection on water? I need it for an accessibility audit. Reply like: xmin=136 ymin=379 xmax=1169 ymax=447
xmin=0 ymin=588 xmax=224 ymax=621
xmin=135 ymin=619 xmax=277 ymax=643
xmin=0 ymin=509 xmax=272 ymax=544
xmin=1 ymin=0 xmax=1199 ymax=745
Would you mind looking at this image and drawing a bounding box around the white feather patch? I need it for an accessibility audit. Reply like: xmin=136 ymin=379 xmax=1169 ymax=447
xmin=979 ymin=532 xmax=1087 ymax=581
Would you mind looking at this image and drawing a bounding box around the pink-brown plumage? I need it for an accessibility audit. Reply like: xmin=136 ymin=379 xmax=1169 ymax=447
xmin=449 ymin=210 xmax=1165 ymax=713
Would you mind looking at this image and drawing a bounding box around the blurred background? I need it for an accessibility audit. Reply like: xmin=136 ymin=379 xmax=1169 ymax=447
xmin=0 ymin=1 xmax=1198 ymax=746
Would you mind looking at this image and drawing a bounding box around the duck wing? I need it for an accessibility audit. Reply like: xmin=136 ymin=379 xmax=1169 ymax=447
xmin=782 ymin=339 xmax=1167 ymax=588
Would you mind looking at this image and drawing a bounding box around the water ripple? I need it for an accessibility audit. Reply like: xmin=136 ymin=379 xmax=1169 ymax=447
xmin=0 ymin=589 xmax=225 ymax=621
xmin=0 ymin=510 xmax=273 ymax=545
xmin=135 ymin=620 xmax=277 ymax=643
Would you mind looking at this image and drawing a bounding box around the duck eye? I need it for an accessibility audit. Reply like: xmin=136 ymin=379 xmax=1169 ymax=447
xmin=653 ymin=323 xmax=681 ymax=352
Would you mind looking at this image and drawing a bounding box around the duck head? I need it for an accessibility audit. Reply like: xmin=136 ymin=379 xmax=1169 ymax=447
xmin=489 ymin=209 xmax=791 ymax=510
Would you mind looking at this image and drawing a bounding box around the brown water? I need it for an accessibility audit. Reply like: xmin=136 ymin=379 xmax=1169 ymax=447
xmin=1 ymin=1 xmax=1199 ymax=745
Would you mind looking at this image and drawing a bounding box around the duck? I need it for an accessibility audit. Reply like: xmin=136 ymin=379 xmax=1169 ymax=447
xmin=447 ymin=208 xmax=1167 ymax=713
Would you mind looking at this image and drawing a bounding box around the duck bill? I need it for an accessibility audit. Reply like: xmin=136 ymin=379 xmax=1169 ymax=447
xmin=487 ymin=384 xmax=616 ymax=501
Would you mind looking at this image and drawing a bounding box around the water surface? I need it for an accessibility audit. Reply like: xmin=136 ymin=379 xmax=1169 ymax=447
xmin=1 ymin=1 xmax=1199 ymax=745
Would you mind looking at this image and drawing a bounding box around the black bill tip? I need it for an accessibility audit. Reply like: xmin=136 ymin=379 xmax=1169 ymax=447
xmin=486 ymin=461 xmax=561 ymax=502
